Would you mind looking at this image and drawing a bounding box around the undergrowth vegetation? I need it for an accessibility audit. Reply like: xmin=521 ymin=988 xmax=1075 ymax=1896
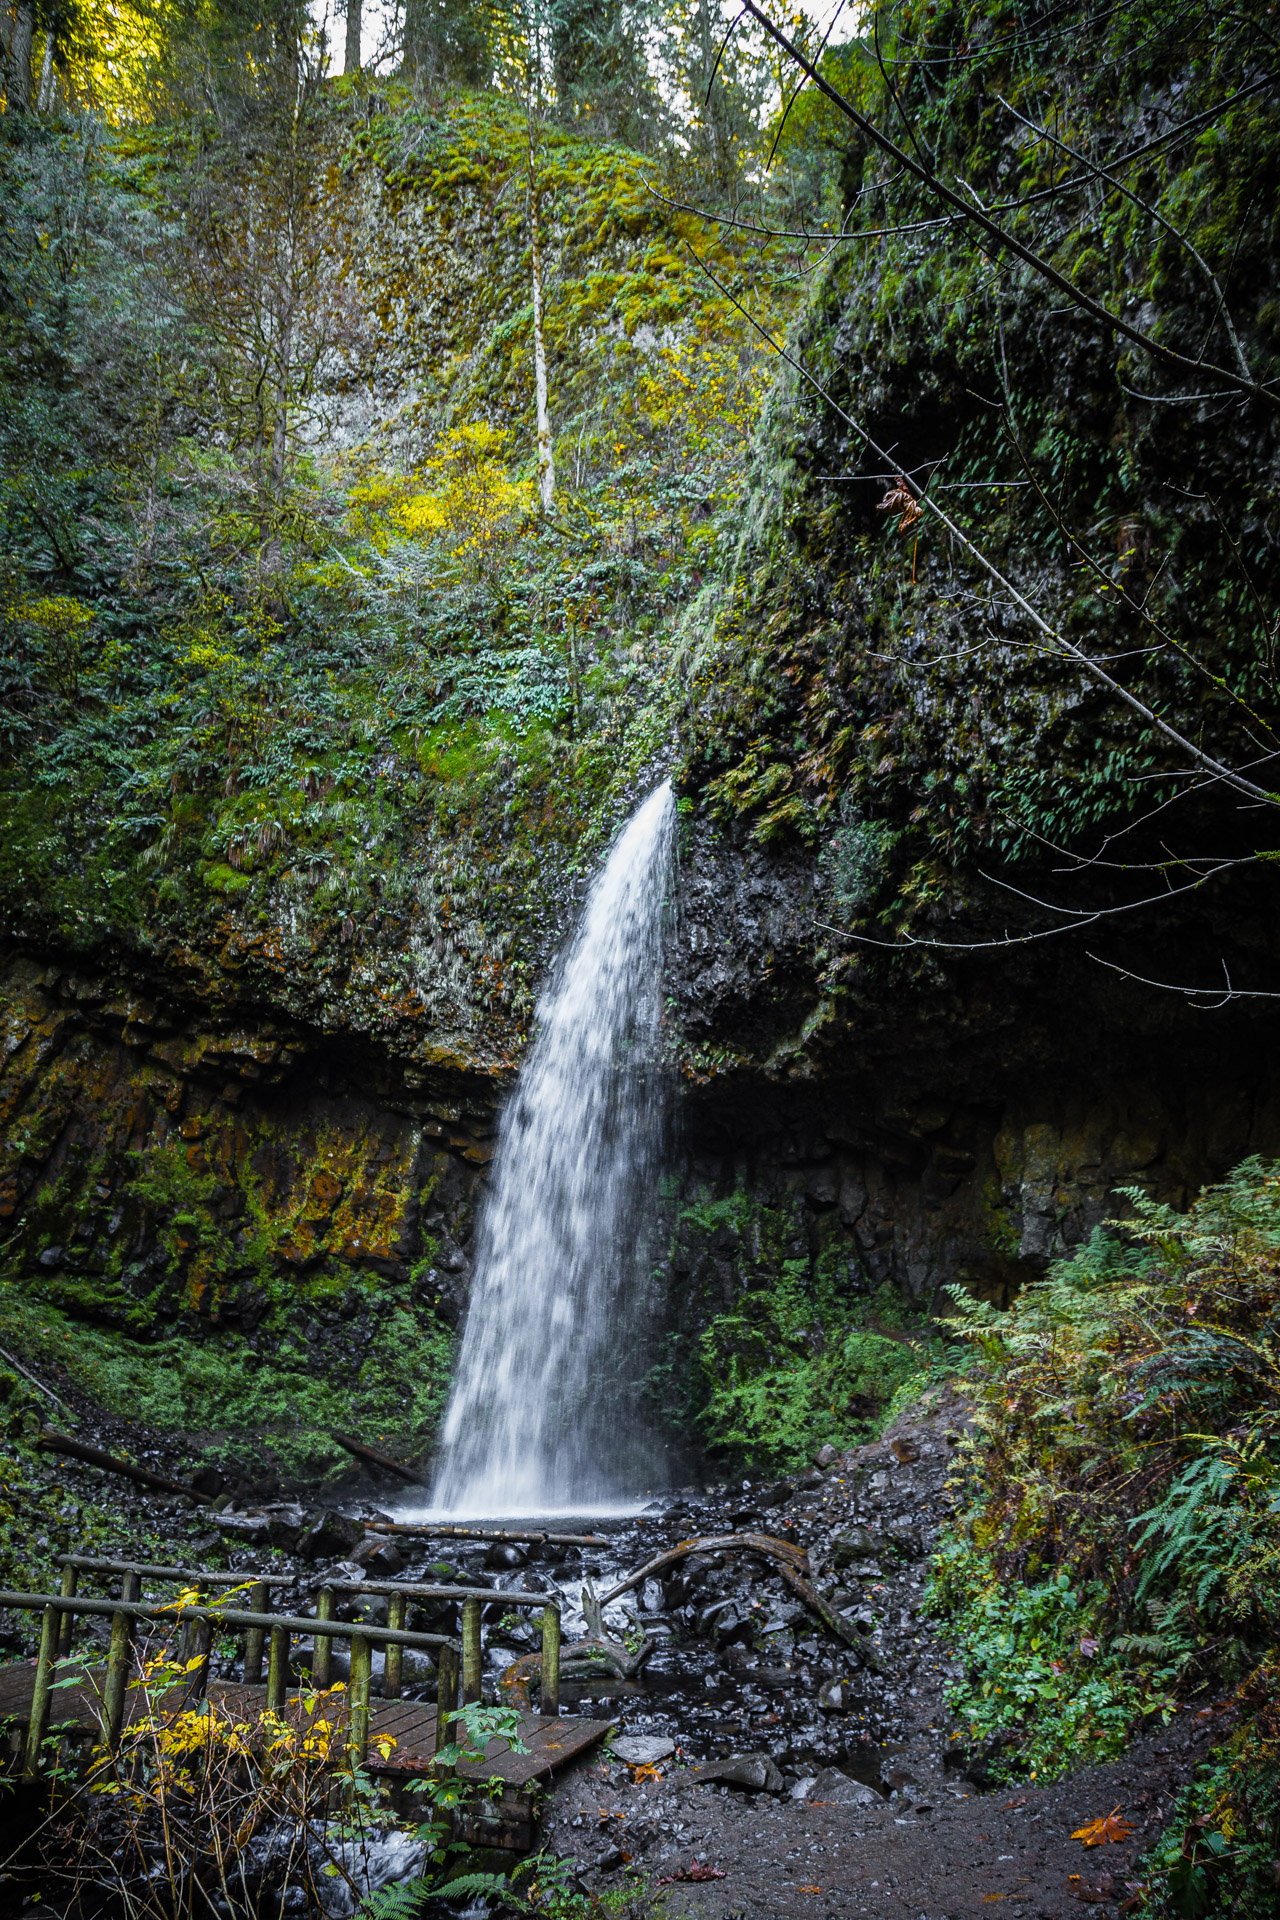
xmin=664 ymin=1184 xmax=950 ymax=1471
xmin=932 ymin=1157 xmax=1280 ymax=1915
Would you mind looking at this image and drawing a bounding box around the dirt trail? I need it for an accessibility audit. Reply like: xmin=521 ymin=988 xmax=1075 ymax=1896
xmin=540 ymin=1395 xmax=1216 ymax=1919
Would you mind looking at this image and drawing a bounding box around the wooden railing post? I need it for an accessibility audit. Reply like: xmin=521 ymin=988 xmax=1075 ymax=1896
xmin=192 ymin=1604 xmax=213 ymax=1702
xmin=541 ymin=1603 xmax=560 ymax=1717
xmin=384 ymin=1593 xmax=404 ymax=1699
xmin=178 ymin=1582 xmax=201 ymax=1666
xmin=243 ymin=1581 xmax=268 ymax=1684
xmin=103 ymin=1572 xmax=140 ymax=1752
xmin=266 ymin=1624 xmax=289 ymax=1711
xmin=22 ymin=1601 xmax=59 ymax=1780
xmin=434 ymin=1642 xmax=459 ymax=1756
xmin=348 ymin=1632 xmax=371 ymax=1763
xmin=312 ymin=1586 xmax=334 ymax=1688
xmin=55 ymin=1562 xmax=78 ymax=1663
xmin=461 ymin=1597 xmax=482 ymax=1705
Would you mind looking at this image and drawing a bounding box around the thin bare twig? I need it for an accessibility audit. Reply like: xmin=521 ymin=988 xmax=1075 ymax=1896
xmin=995 ymin=92 xmax=1256 ymax=384
xmin=1087 ymin=953 xmax=1280 ymax=1004
xmin=732 ymin=0 xmax=1280 ymax=410
xmin=666 ymin=225 xmax=1279 ymax=809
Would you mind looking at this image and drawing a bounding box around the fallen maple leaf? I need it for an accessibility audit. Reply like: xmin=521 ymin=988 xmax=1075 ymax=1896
xmin=631 ymin=1763 xmax=663 ymax=1783
xmin=875 ymin=475 xmax=923 ymax=533
xmin=798 ymin=1886 xmax=823 ymax=1894
xmin=1073 ymin=1807 xmax=1135 ymax=1847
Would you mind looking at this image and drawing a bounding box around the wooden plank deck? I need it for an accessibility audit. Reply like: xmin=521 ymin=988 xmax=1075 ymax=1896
xmin=0 ymin=1663 xmax=612 ymax=1788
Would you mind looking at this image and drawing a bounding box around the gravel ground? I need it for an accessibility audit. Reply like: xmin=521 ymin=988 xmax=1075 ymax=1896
xmin=534 ymin=1390 xmax=1216 ymax=1920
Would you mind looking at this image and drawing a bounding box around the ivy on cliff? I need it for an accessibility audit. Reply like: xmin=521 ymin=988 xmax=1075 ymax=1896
xmin=678 ymin=0 xmax=1280 ymax=1009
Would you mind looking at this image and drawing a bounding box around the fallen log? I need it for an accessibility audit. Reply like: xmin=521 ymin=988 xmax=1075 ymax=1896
xmin=500 ymin=1584 xmax=656 ymax=1710
xmin=598 ymin=1532 xmax=871 ymax=1655
xmin=597 ymin=1532 xmax=808 ymax=1607
xmin=366 ymin=1521 xmax=608 ymax=1547
xmin=778 ymin=1561 xmax=881 ymax=1662
xmin=0 ymin=1344 xmax=72 ymax=1416
xmin=36 ymin=1428 xmax=211 ymax=1504
xmin=330 ymin=1431 xmax=423 ymax=1484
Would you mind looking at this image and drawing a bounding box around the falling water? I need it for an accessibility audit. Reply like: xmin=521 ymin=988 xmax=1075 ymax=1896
xmin=428 ymin=780 xmax=676 ymax=1516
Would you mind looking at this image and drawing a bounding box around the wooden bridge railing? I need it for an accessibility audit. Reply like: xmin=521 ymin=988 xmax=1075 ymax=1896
xmin=2 ymin=1555 xmax=565 ymax=1784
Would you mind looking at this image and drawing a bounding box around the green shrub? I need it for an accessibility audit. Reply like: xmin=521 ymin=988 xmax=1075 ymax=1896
xmin=931 ymin=1157 xmax=1280 ymax=1908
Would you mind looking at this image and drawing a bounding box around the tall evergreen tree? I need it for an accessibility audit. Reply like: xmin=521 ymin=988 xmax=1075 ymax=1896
xmin=549 ymin=0 xmax=658 ymax=147
xmin=403 ymin=0 xmax=494 ymax=85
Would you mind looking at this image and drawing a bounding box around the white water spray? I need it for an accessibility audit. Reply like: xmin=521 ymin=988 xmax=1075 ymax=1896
xmin=427 ymin=780 xmax=676 ymax=1516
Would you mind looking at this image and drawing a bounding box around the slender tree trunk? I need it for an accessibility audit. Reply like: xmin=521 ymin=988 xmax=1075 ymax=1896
xmin=7 ymin=0 xmax=34 ymax=111
xmin=345 ymin=0 xmax=361 ymax=75
xmin=36 ymin=29 xmax=53 ymax=111
xmin=271 ymin=292 xmax=294 ymax=500
xmin=695 ymin=0 xmax=733 ymax=194
xmin=528 ymin=118 xmax=554 ymax=511
xmin=403 ymin=0 xmax=424 ymax=76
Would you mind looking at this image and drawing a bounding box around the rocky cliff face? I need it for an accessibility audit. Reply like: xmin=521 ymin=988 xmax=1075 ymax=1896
xmin=5 ymin=11 xmax=1279 ymax=1477
xmin=0 ymin=949 xmax=497 ymax=1476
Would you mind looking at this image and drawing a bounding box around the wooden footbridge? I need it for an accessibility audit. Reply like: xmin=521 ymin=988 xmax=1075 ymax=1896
xmin=0 ymin=1549 xmax=614 ymax=1831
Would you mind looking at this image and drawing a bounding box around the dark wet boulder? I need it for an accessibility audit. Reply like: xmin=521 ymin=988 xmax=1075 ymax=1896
xmin=355 ymin=1534 xmax=405 ymax=1574
xmin=298 ymin=1509 xmax=365 ymax=1561
xmin=687 ymin=1753 xmax=785 ymax=1792
xmin=808 ymin=1767 xmax=881 ymax=1805
xmin=484 ymin=1542 xmax=527 ymax=1571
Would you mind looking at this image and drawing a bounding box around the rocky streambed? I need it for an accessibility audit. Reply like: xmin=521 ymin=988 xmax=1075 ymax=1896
xmin=1 ymin=1380 xmax=1220 ymax=1920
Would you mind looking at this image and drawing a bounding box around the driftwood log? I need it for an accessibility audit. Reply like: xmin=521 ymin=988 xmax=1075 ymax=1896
xmin=499 ymin=1581 xmax=656 ymax=1709
xmin=366 ymin=1520 xmax=608 ymax=1547
xmin=330 ymin=1431 xmax=423 ymax=1483
xmin=36 ymin=1428 xmax=211 ymax=1503
xmin=597 ymin=1532 xmax=807 ymax=1606
xmin=598 ymin=1531 xmax=872 ymax=1654
xmin=778 ymin=1561 xmax=877 ymax=1657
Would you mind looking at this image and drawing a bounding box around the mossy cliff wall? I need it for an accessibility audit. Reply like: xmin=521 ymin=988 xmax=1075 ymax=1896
xmin=5 ymin=7 xmax=1280 ymax=1478
xmin=0 ymin=950 xmax=495 ymax=1477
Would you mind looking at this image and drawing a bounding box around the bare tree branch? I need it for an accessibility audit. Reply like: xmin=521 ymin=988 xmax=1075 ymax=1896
xmin=995 ymin=92 xmax=1256 ymax=385
xmin=662 ymin=221 xmax=1280 ymax=809
xmin=1086 ymin=953 xmax=1280 ymax=1003
xmin=732 ymin=0 xmax=1280 ymax=411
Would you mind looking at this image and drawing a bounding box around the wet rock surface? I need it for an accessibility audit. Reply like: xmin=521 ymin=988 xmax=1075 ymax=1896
xmin=0 ymin=1374 xmax=1217 ymax=1918
xmin=506 ymin=1393 xmax=1217 ymax=1919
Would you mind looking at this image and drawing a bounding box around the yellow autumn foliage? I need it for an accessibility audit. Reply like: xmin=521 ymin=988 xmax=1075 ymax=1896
xmin=350 ymin=423 xmax=533 ymax=573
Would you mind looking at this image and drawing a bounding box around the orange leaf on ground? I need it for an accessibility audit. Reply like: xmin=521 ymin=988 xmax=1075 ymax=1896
xmin=1072 ymin=1807 xmax=1135 ymax=1846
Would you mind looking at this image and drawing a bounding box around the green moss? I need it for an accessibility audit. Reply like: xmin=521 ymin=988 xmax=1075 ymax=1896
xmin=0 ymin=1277 xmax=454 ymax=1482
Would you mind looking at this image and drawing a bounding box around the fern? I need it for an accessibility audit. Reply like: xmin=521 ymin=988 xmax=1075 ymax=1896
xmin=360 ymin=1881 xmax=436 ymax=1920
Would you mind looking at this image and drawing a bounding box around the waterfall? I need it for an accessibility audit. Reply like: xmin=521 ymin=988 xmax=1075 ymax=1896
xmin=427 ymin=779 xmax=676 ymax=1516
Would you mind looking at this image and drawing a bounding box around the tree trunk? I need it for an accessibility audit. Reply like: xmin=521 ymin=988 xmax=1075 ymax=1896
xmin=270 ymin=307 xmax=293 ymax=500
xmin=345 ymin=0 xmax=361 ymax=74
xmin=7 ymin=0 xmax=34 ymax=111
xmin=528 ymin=121 xmax=555 ymax=512
xmin=403 ymin=0 xmax=425 ymax=76
xmin=695 ymin=0 xmax=733 ymax=195
xmin=36 ymin=29 xmax=53 ymax=111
